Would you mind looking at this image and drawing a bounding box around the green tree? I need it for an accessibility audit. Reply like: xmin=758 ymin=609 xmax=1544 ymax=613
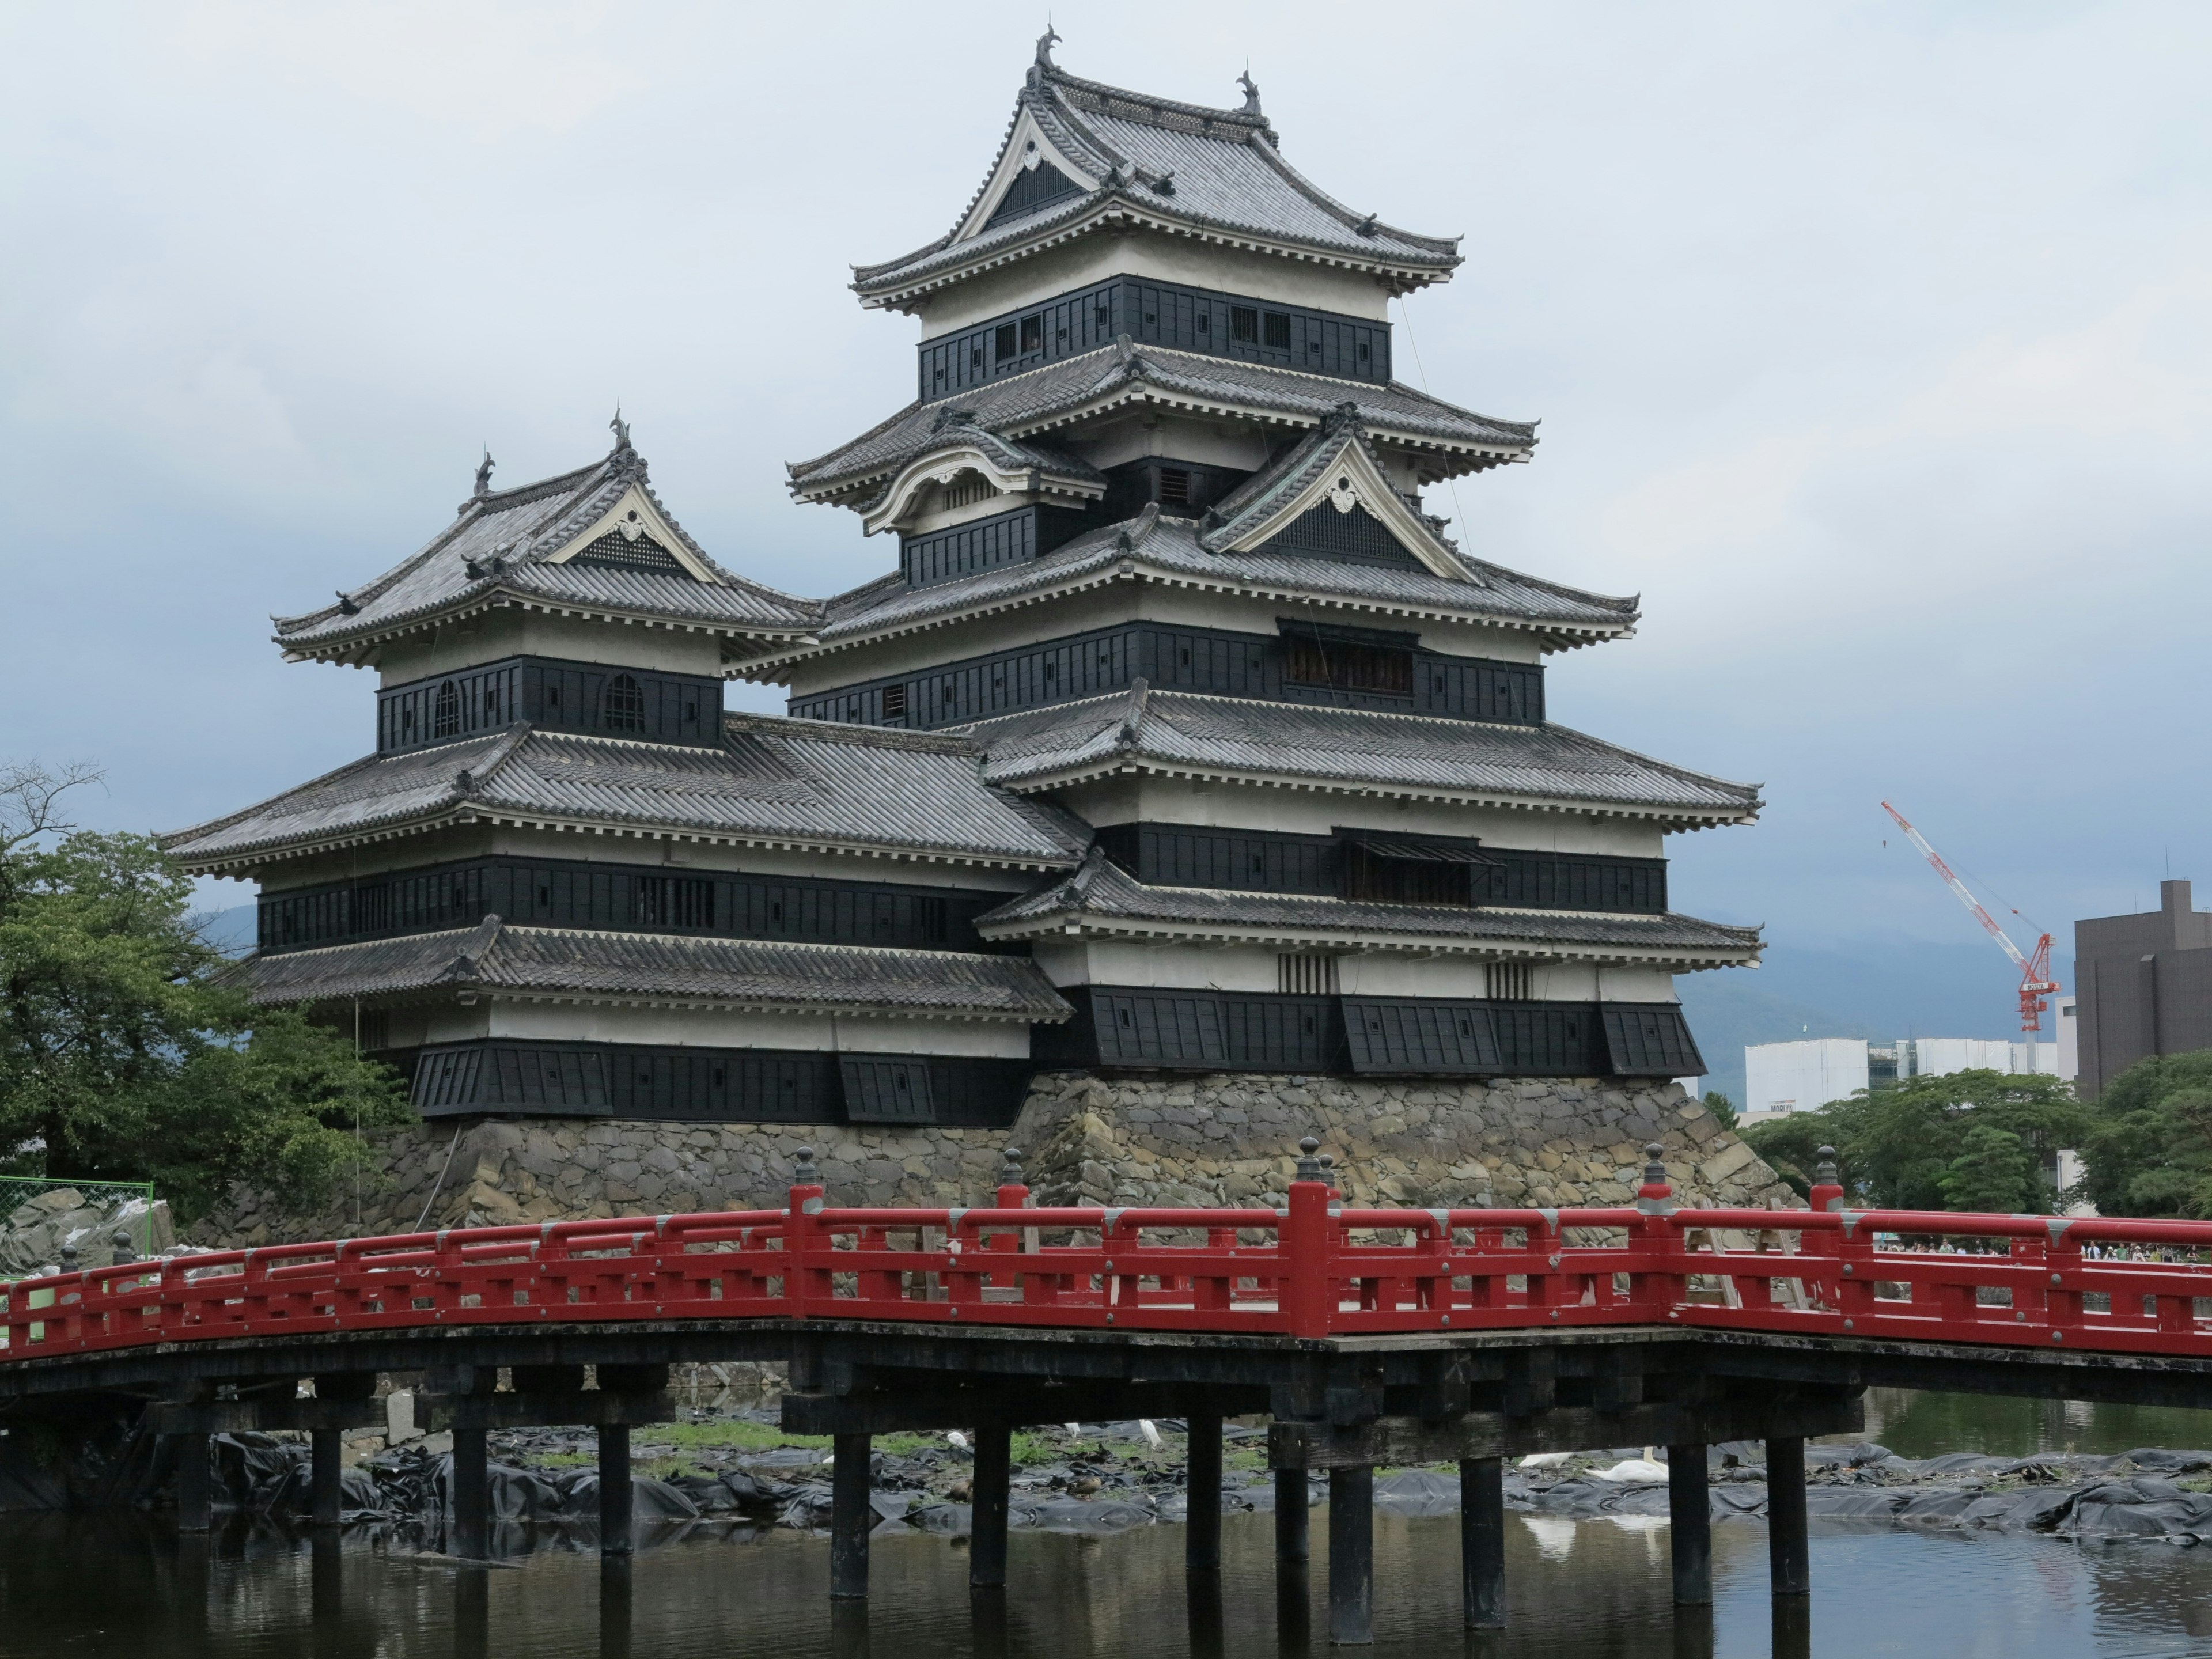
xmin=0 ymin=762 xmax=413 ymax=1221
xmin=1743 ymin=1069 xmax=2085 ymax=1212
xmin=1701 ymin=1090 xmax=1738 ymax=1132
xmin=2078 ymin=1051 xmax=2212 ymax=1217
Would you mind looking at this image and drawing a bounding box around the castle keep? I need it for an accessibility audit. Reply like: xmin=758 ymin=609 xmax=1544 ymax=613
xmin=166 ymin=41 xmax=1767 ymax=1217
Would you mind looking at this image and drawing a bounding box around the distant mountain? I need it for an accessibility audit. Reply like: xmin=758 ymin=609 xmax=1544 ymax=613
xmin=1677 ymin=935 xmax=2074 ymax=1108
xmin=194 ymin=904 xmax=257 ymax=958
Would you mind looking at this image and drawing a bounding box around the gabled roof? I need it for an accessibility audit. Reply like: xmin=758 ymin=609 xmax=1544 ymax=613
xmin=952 ymin=684 xmax=1763 ymax=827
xmin=275 ymin=431 xmax=821 ymax=664
xmin=853 ymin=416 xmax=1107 ymax=534
xmin=163 ymin=714 xmax=1089 ymax=874
xmin=853 ymin=42 xmax=1462 ymax=309
xmin=787 ymin=340 xmax=1532 ymax=506
xmin=223 ymin=919 xmax=1071 ymax=1022
xmin=743 ymin=508 xmax=1636 ymax=678
xmin=976 ymin=849 xmax=1762 ymax=969
xmin=1196 ymin=402 xmax=1474 ymax=578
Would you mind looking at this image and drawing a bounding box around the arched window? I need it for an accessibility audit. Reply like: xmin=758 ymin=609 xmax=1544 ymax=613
xmin=601 ymin=673 xmax=646 ymax=732
xmin=433 ymin=680 xmax=460 ymax=738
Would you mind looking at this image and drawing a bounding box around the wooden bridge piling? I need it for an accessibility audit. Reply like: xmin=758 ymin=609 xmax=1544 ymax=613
xmin=450 ymin=1425 xmax=490 ymax=1560
xmin=309 ymin=1426 xmax=343 ymax=1525
xmin=1767 ymin=1435 xmax=1810 ymax=1596
xmin=969 ymin=1421 xmax=1013 ymax=1588
xmin=1327 ymin=1464 xmax=1374 ymax=1645
xmin=1666 ymin=1442 xmax=1711 ymax=1605
xmin=1274 ymin=1468 xmax=1309 ymax=1562
xmin=597 ymin=1422 xmax=634 ymax=1555
xmin=174 ymin=1429 xmax=212 ymax=1532
xmin=1460 ymin=1456 xmax=1506 ymax=1628
xmin=600 ymin=1555 xmax=635 ymax=1659
xmin=831 ymin=1432 xmax=873 ymax=1598
xmin=1187 ymin=1411 xmax=1223 ymax=1574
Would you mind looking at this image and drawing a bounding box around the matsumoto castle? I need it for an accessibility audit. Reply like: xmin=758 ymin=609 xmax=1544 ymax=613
xmin=169 ymin=41 xmax=1762 ymax=1134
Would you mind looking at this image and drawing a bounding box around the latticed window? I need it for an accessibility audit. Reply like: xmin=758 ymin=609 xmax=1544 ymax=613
xmin=433 ymin=680 xmax=460 ymax=738
xmin=1285 ymin=637 xmax=1412 ymax=696
xmin=601 ymin=673 xmax=646 ymax=732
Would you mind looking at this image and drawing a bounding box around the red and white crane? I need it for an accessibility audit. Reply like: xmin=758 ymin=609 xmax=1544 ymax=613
xmin=1880 ymin=800 xmax=2061 ymax=1033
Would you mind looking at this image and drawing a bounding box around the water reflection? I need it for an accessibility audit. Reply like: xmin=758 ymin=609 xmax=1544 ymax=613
xmin=1843 ymin=1388 xmax=2212 ymax=1458
xmin=6 ymin=1503 xmax=2212 ymax=1658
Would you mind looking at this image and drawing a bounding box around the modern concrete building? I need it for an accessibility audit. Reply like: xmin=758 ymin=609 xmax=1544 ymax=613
xmin=1739 ymin=1035 xmax=2056 ymax=1127
xmin=2074 ymin=880 xmax=2212 ymax=1099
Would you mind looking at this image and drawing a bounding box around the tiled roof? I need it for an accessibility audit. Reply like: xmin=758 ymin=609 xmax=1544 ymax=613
xmin=954 ymin=685 xmax=1763 ymax=823
xmin=787 ymin=342 xmax=1532 ymax=503
xmin=976 ymin=850 xmax=1762 ymax=964
xmin=275 ymin=442 xmax=819 ymax=657
xmin=852 ymin=55 xmax=1461 ymax=305
xmin=1194 ymin=403 xmax=1464 ymax=572
xmin=163 ymin=715 xmax=1089 ymax=872
xmin=783 ymin=509 xmax=1638 ymax=663
xmin=224 ymin=918 xmax=1071 ymax=1022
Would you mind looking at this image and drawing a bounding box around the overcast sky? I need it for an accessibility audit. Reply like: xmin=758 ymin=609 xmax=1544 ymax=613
xmin=3 ymin=1 xmax=2205 ymax=972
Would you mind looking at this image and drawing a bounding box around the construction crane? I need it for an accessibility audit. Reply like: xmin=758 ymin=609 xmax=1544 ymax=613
xmin=1880 ymin=801 xmax=2060 ymax=1032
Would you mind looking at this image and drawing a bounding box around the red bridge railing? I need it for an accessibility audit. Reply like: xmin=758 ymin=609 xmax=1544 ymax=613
xmin=6 ymin=1142 xmax=2210 ymax=1363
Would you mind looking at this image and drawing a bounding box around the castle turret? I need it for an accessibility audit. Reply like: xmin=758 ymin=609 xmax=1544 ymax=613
xmin=763 ymin=44 xmax=1762 ymax=1082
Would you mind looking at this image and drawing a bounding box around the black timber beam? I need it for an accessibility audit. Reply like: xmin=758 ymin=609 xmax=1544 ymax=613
xmin=419 ymin=1392 xmax=676 ymax=1432
xmin=1267 ymin=1389 xmax=1864 ymax=1471
xmin=150 ymin=1398 xmax=386 ymax=1435
xmin=781 ymin=1382 xmax=1267 ymax=1435
xmin=1691 ymin=1331 xmax=2212 ymax=1409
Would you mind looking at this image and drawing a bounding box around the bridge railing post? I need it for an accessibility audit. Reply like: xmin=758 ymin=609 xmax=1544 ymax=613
xmin=1283 ymin=1140 xmax=1334 ymax=1338
xmin=1629 ymin=1142 xmax=1687 ymax=1316
xmin=990 ymin=1147 xmax=1028 ymax=1294
xmin=786 ymin=1147 xmax=826 ymax=1319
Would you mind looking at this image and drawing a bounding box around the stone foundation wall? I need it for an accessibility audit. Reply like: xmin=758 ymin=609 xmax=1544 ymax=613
xmin=190 ymin=1072 xmax=1791 ymax=1247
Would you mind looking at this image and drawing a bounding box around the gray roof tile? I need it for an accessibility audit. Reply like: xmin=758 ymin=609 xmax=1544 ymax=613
xmin=276 ymin=444 xmax=819 ymax=656
xmin=853 ymin=59 xmax=1461 ymax=304
xmin=788 ymin=342 xmax=1531 ymax=502
xmin=226 ymin=919 xmax=1071 ymax=1021
xmin=976 ymin=850 xmax=1761 ymax=963
xmin=798 ymin=509 xmax=1638 ymax=657
xmin=955 ymin=685 xmax=1763 ymax=822
xmin=164 ymin=715 xmax=1090 ymax=870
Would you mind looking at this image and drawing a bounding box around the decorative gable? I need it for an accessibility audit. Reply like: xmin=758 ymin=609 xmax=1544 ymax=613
xmin=541 ymin=486 xmax=714 ymax=582
xmin=955 ymin=109 xmax=1100 ymax=244
xmin=1199 ymin=408 xmax=1479 ymax=583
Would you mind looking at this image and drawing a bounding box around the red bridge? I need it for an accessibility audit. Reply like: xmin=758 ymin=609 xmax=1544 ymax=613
xmin=6 ymin=1142 xmax=2209 ymax=1645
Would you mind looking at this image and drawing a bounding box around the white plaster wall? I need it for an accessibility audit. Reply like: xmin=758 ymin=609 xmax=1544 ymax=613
xmin=1070 ymin=414 xmax=1282 ymax=474
xmin=914 ymin=232 xmax=1393 ymax=338
xmin=484 ymin=1001 xmax=1032 ymax=1057
xmin=374 ymin=611 xmax=729 ymax=685
xmin=1029 ymin=940 xmax=1280 ymax=991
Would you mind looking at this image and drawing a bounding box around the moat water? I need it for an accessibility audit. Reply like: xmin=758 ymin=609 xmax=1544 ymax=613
xmin=8 ymin=1391 xmax=2212 ymax=1659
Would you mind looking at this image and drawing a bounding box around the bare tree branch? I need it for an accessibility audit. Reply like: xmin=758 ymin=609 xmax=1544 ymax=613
xmin=0 ymin=759 xmax=105 ymax=861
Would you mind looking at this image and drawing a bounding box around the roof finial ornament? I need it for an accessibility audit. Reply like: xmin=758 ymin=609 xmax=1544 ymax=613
xmin=473 ymin=446 xmax=495 ymax=498
xmin=610 ymin=404 xmax=632 ymax=455
xmin=1237 ymin=69 xmax=1262 ymax=116
xmin=1035 ymin=23 xmax=1060 ymax=69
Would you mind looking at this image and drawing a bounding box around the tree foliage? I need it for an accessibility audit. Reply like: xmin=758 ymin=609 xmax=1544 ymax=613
xmin=1741 ymin=1069 xmax=2088 ymax=1213
xmin=2077 ymin=1051 xmax=2212 ymax=1218
xmin=0 ymin=763 xmax=414 ymax=1221
xmin=1701 ymin=1090 xmax=1738 ymax=1132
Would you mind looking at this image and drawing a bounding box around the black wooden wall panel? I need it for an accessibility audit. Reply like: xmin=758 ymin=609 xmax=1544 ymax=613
xmin=378 ymin=656 xmax=721 ymax=753
xmin=790 ymin=622 xmax=1543 ymax=731
xmin=259 ymin=855 xmax=990 ymax=953
xmin=841 ymin=1057 xmax=937 ymax=1123
xmin=916 ymin=275 xmax=1391 ymax=399
xmin=407 ymin=1041 xmax=1029 ymax=1126
xmin=1341 ymin=999 xmax=1502 ymax=1073
xmin=1600 ymin=1005 xmax=1706 ymax=1077
xmin=1040 ymin=987 xmax=1690 ymax=1080
xmin=1087 ymin=824 xmax=1666 ymax=916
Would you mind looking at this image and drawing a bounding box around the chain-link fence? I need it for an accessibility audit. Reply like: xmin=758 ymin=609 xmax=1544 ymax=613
xmin=0 ymin=1177 xmax=165 ymax=1281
